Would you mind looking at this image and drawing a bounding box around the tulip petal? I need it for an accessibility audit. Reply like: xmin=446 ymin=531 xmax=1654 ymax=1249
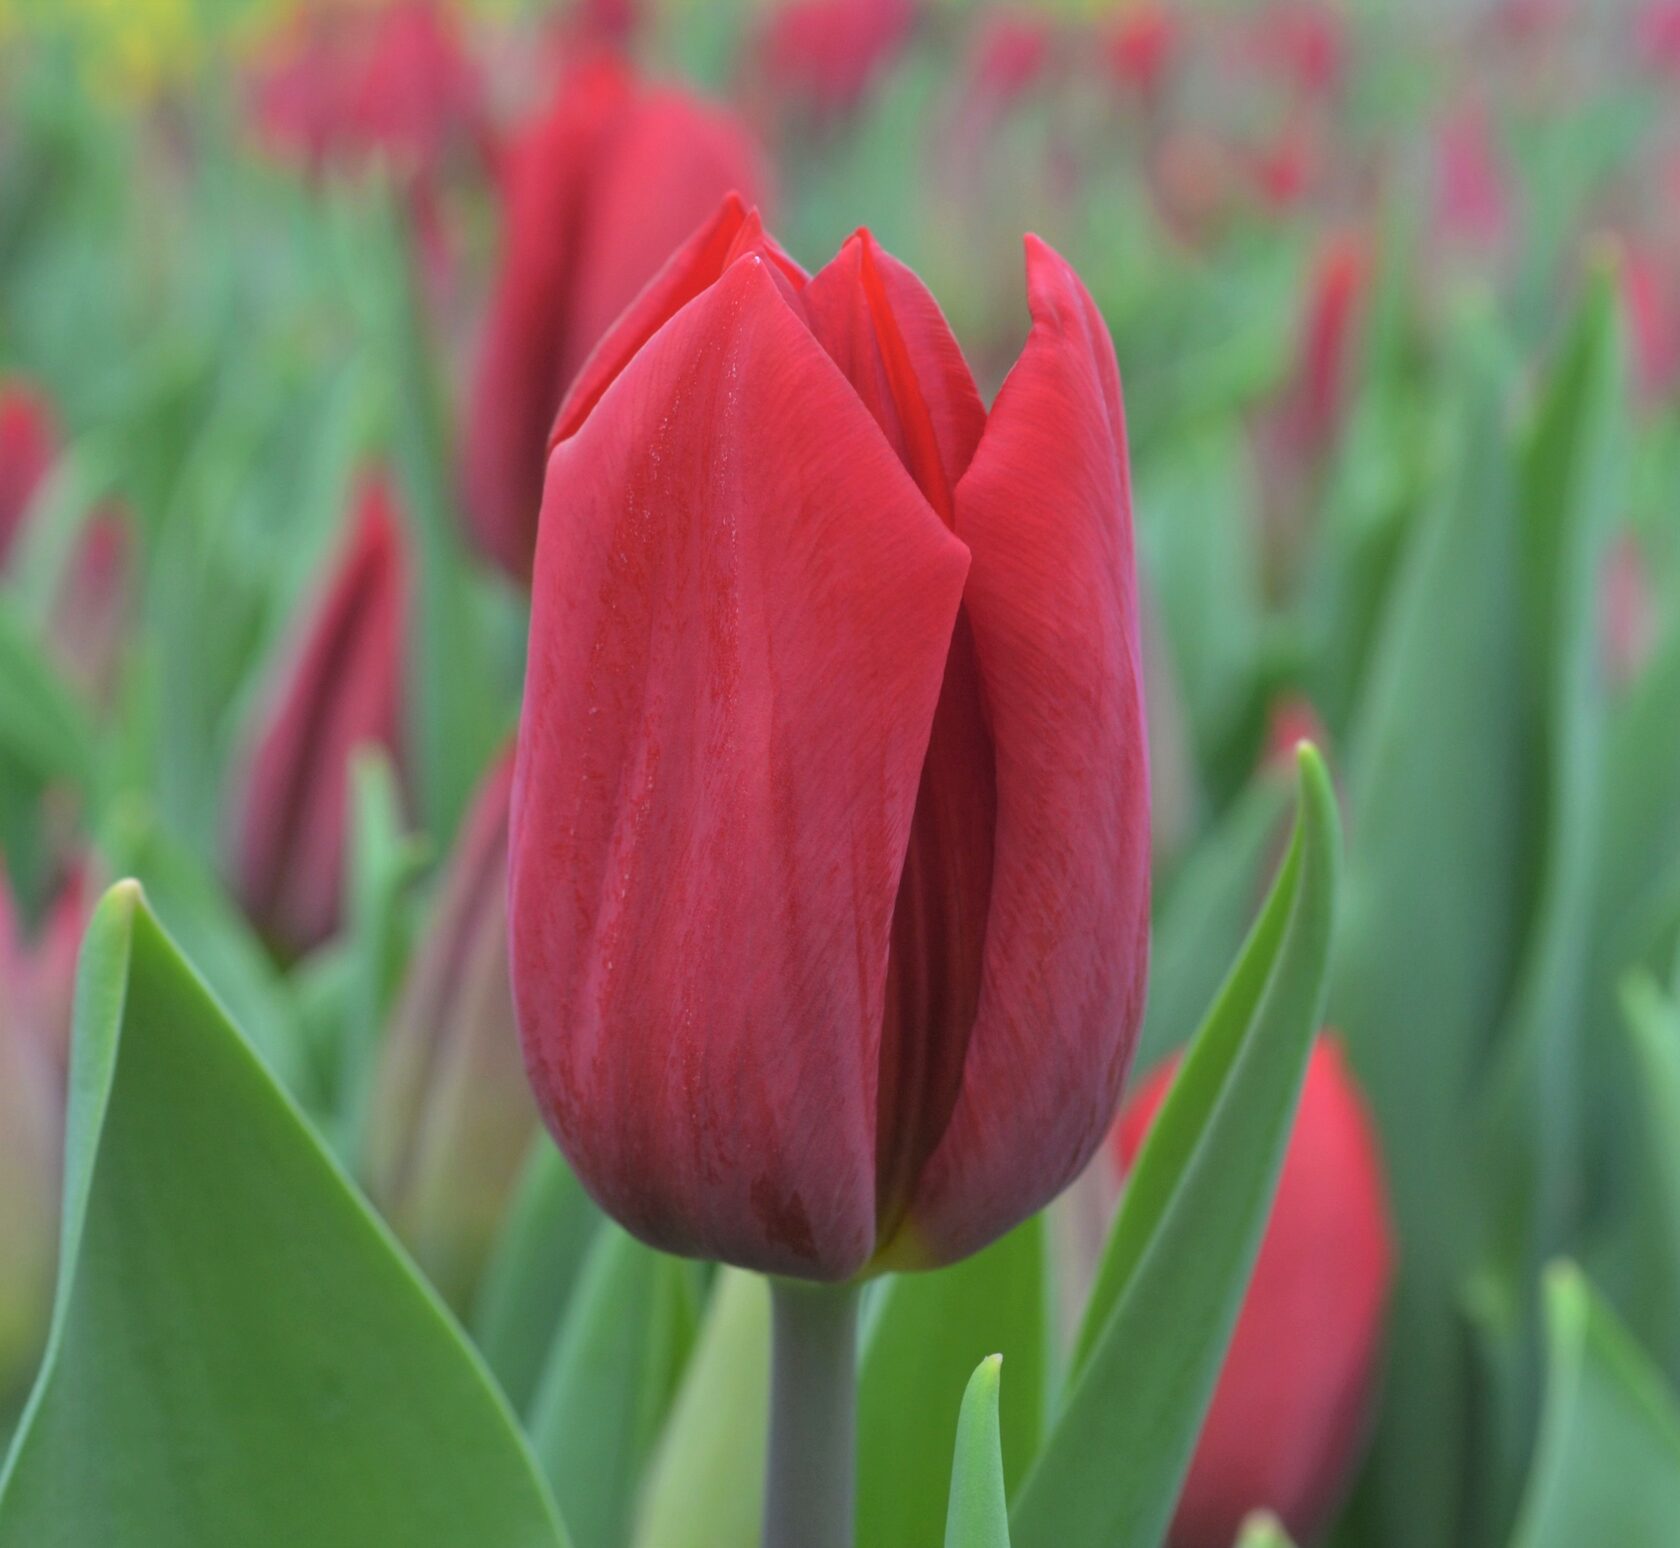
xmin=902 ymin=236 xmax=1150 ymax=1268
xmin=550 ymin=196 xmax=800 ymax=452
xmin=510 ymin=255 xmax=971 ymax=1280
xmin=803 ymin=230 xmax=987 ymax=517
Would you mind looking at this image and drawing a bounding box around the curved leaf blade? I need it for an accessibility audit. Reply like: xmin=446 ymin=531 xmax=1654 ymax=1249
xmin=0 ymin=883 xmax=568 ymax=1548
xmin=944 ymin=1356 xmax=1011 ymax=1548
xmin=1011 ymin=745 xmax=1341 ymax=1548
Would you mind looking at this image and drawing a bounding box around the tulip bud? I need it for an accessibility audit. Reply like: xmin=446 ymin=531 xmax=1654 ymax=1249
xmin=1433 ymin=103 xmax=1510 ymax=254
xmin=231 ymin=476 xmax=408 ymax=958
xmin=510 ymin=200 xmax=1150 ymax=1282
xmin=0 ymin=377 xmax=59 ymax=568
xmin=46 ymin=508 xmax=134 ymax=711
xmin=363 ymin=749 xmax=536 ymax=1310
xmin=0 ymin=863 xmax=90 ymax=1401
xmin=1287 ymin=232 xmax=1367 ymax=461
xmin=754 ymin=0 xmax=917 ymax=126
xmin=1112 ymin=1036 xmax=1394 ymax=1547
xmin=248 ymin=0 xmax=485 ymax=179
xmin=464 ymin=60 xmax=767 ymax=582
xmin=1103 ymin=4 xmax=1177 ymax=101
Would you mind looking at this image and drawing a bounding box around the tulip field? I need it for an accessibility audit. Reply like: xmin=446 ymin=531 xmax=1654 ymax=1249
xmin=4 ymin=1 xmax=1680 ymax=1544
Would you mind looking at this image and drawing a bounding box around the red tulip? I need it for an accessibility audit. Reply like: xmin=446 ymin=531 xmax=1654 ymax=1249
xmin=755 ymin=0 xmax=916 ymax=123
xmin=1104 ymin=3 xmax=1177 ymax=99
xmin=232 ymin=476 xmax=408 ymax=957
xmin=463 ymin=59 xmax=767 ymax=581
xmin=1248 ymin=1 xmax=1346 ymax=97
xmin=1433 ymin=103 xmax=1510 ymax=253
xmin=0 ymin=379 xmax=59 ymax=568
xmin=1639 ymin=2 xmax=1680 ymax=74
xmin=509 ymin=198 xmax=1151 ymax=1282
xmin=1621 ymin=240 xmax=1680 ymax=405
xmin=0 ymin=861 xmax=90 ymax=1398
xmin=1286 ymin=231 xmax=1367 ymax=458
xmin=1112 ymin=1036 xmax=1394 ymax=1548
xmin=46 ymin=508 xmax=133 ymax=710
xmin=364 ymin=748 xmax=536 ymax=1310
xmin=249 ymin=0 xmax=484 ymax=177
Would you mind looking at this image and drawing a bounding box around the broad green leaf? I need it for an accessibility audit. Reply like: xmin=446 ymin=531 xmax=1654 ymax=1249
xmin=1616 ymin=977 xmax=1680 ymax=1380
xmin=1235 ymin=1511 xmax=1299 ymax=1547
xmin=0 ymin=883 xmax=569 ymax=1548
xmin=945 ymin=1357 xmax=1010 ymax=1548
xmin=857 ymin=1217 xmax=1049 ymax=1548
xmin=1329 ymin=353 xmax=1524 ymax=1547
xmin=527 ymin=1226 xmax=699 ymax=1548
xmin=472 ymin=1138 xmax=605 ymax=1418
xmin=1011 ymin=745 xmax=1340 ymax=1548
xmin=632 ymin=1270 xmax=770 ymax=1548
xmin=1508 ymin=1265 xmax=1680 ymax=1548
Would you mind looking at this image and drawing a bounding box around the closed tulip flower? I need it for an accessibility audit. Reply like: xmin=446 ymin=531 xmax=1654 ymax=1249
xmin=509 ymin=197 xmax=1151 ymax=1283
xmin=464 ymin=59 xmax=767 ymax=581
xmin=0 ymin=378 xmax=58 ymax=567
xmin=1112 ymin=1036 xmax=1394 ymax=1547
xmin=364 ymin=748 xmax=535 ymax=1311
xmin=231 ymin=476 xmax=408 ymax=958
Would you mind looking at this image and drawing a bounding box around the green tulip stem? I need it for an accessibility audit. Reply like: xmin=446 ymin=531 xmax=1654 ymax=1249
xmin=762 ymin=1277 xmax=862 ymax=1548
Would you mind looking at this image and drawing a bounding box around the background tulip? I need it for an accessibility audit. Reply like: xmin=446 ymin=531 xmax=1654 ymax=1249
xmin=1112 ymin=1036 xmax=1395 ymax=1547
xmin=0 ymin=378 xmax=58 ymax=568
xmin=510 ymin=200 xmax=1150 ymax=1285
xmin=230 ymin=475 xmax=408 ymax=959
xmin=0 ymin=864 xmax=90 ymax=1405
xmin=463 ymin=59 xmax=767 ymax=581
xmin=362 ymin=748 xmax=535 ymax=1312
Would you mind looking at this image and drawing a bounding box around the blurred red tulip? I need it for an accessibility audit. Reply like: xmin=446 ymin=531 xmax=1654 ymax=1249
xmin=968 ymin=11 xmax=1054 ymax=106
xmin=0 ymin=379 xmax=58 ymax=567
xmin=510 ymin=199 xmax=1151 ymax=1281
xmin=250 ymin=0 xmax=485 ymax=177
xmin=1113 ymin=1037 xmax=1394 ymax=1548
xmin=1638 ymin=2 xmax=1680 ymax=73
xmin=1248 ymin=117 xmax=1322 ymax=212
xmin=46 ymin=509 xmax=133 ymax=711
xmin=1250 ymin=1 xmax=1346 ymax=97
xmin=755 ymin=0 xmax=917 ymax=123
xmin=364 ymin=748 xmax=536 ymax=1310
xmin=232 ymin=476 xmax=408 ymax=958
xmin=1104 ymin=3 xmax=1177 ymax=99
xmin=1621 ymin=240 xmax=1680 ymax=404
xmin=0 ymin=861 xmax=90 ymax=1399
xmin=463 ymin=59 xmax=767 ymax=581
xmin=1288 ymin=231 xmax=1367 ymax=457
xmin=1264 ymin=695 xmax=1332 ymax=774
xmin=1433 ymin=103 xmax=1510 ymax=252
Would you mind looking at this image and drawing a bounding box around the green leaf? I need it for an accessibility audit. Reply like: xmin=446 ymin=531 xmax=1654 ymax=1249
xmin=1509 ymin=1265 xmax=1680 ymax=1548
xmin=1010 ymin=745 xmax=1340 ymax=1548
xmin=337 ymin=747 xmax=426 ymax=1158
xmin=527 ymin=1226 xmax=699 ymax=1548
xmin=1328 ymin=348 xmax=1524 ymax=1545
xmin=0 ymin=593 xmax=99 ymax=797
xmin=0 ymin=883 xmax=569 ymax=1548
xmin=632 ymin=1269 xmax=770 ymax=1548
xmin=857 ymin=1218 xmax=1047 ymax=1548
xmin=944 ymin=1356 xmax=1011 ymax=1548
xmin=1615 ymin=976 xmax=1680 ymax=1380
xmin=471 ymin=1138 xmax=605 ymax=1418
xmin=1486 ymin=260 xmax=1628 ymax=1274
